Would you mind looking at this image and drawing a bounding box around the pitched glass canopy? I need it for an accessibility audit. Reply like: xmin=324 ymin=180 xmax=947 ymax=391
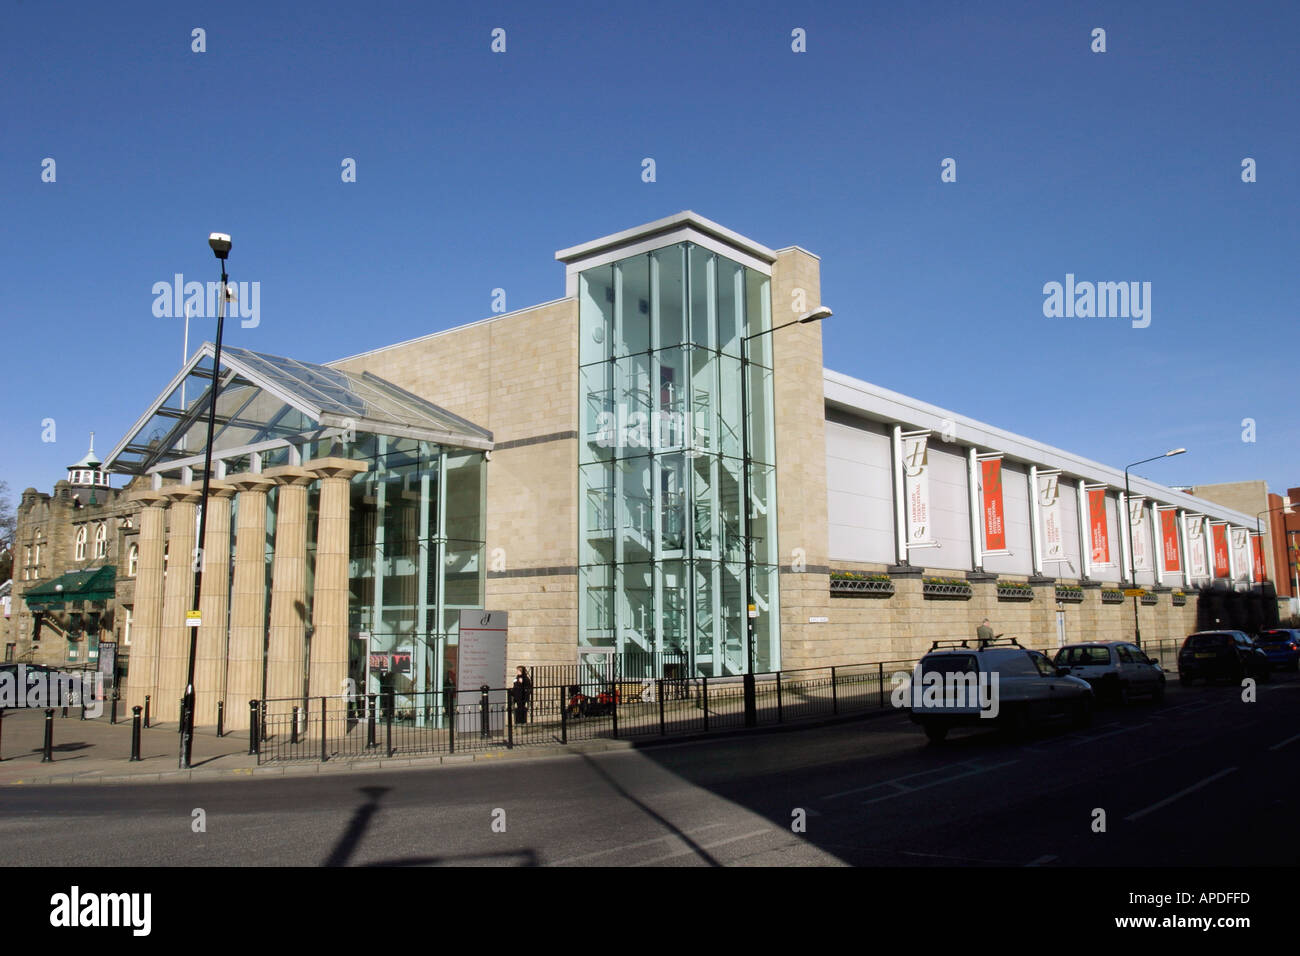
xmin=104 ymin=344 xmax=493 ymax=476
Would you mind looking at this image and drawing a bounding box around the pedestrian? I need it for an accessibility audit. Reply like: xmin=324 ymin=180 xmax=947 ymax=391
xmin=977 ymin=618 xmax=994 ymax=643
xmin=512 ymin=666 xmax=532 ymax=725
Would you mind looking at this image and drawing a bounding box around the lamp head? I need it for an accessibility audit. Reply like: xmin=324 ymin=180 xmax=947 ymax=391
xmin=208 ymin=233 xmax=232 ymax=260
xmin=798 ymin=306 xmax=832 ymax=324
xmin=1165 ymin=448 xmax=1187 ymax=457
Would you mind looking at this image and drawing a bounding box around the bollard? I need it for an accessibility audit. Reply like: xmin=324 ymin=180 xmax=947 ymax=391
xmin=743 ymin=673 xmax=757 ymax=728
xmin=831 ymin=666 xmax=839 ymax=715
xmin=385 ymin=691 xmax=394 ymax=758
xmin=42 ymin=708 xmax=55 ymax=762
xmin=80 ymin=692 xmax=87 ymax=721
xmin=144 ymin=695 xmax=151 ymax=729
xmin=776 ymin=671 xmax=783 ymax=723
xmin=560 ymin=684 xmax=568 ymax=744
xmin=261 ymin=701 xmax=268 ymax=742
xmin=702 ymin=677 xmax=709 ymax=732
xmin=178 ymin=698 xmax=187 ymax=737
xmin=506 ymin=691 xmax=513 ymax=749
xmin=110 ymin=695 xmax=118 ymax=725
xmin=320 ymin=697 xmax=328 ymax=763
xmin=658 ymin=679 xmax=665 ymax=736
xmin=479 ymin=685 xmax=490 ymax=738
xmin=877 ymin=662 xmax=885 ymax=710
xmin=367 ymin=694 xmax=377 ymax=749
xmin=248 ymin=700 xmax=259 ymax=756
xmin=291 ymin=706 xmax=299 ymax=745
xmin=130 ymin=706 xmax=143 ymax=761
xmin=216 ymin=700 xmax=224 ymax=738
xmin=610 ymin=684 xmax=619 ymax=738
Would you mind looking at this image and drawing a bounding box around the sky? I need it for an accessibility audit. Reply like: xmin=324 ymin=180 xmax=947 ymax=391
xmin=2 ymin=0 xmax=1296 ymax=503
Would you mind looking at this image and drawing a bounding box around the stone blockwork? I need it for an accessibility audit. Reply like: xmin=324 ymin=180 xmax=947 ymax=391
xmin=331 ymin=298 xmax=580 ymax=665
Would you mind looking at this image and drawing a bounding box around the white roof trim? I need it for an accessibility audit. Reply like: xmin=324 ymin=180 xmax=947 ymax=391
xmin=824 ymin=367 xmax=1258 ymax=527
xmin=555 ymin=211 xmax=778 ymax=266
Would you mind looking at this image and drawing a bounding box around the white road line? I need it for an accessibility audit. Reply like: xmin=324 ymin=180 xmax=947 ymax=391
xmin=545 ymin=822 xmax=730 ymax=866
xmin=822 ymin=760 xmax=986 ymax=800
xmin=1124 ymin=767 xmax=1239 ymax=822
xmin=861 ymin=759 xmax=1019 ymax=805
xmin=636 ymin=828 xmax=774 ymax=866
xmin=1268 ymin=732 xmax=1300 ymax=751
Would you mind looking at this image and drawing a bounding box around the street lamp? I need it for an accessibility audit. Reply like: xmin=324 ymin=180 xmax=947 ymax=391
xmin=179 ymin=232 xmax=232 ymax=770
xmin=740 ymin=305 xmax=832 ymax=680
xmin=1124 ymin=448 xmax=1186 ymax=648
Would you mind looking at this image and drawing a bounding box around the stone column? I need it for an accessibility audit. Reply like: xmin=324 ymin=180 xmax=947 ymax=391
xmin=126 ymin=490 xmax=169 ymax=713
xmin=264 ymin=467 xmax=314 ymax=703
xmin=225 ymin=474 xmax=273 ymax=731
xmin=157 ymin=485 xmax=200 ymax=723
xmin=195 ymin=481 xmax=235 ymax=728
xmin=305 ymin=458 xmax=367 ymax=699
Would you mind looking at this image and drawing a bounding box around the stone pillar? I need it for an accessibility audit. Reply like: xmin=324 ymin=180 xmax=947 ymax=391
xmin=225 ymin=474 xmax=273 ymax=730
xmin=264 ymin=467 xmax=314 ymax=703
xmin=126 ymin=490 xmax=169 ymax=713
xmin=305 ymin=458 xmax=367 ymax=699
xmin=195 ymin=482 xmax=235 ymax=727
xmin=157 ymin=486 xmax=200 ymax=723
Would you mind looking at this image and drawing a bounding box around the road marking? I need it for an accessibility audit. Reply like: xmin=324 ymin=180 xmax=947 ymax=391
xmin=1124 ymin=767 xmax=1238 ymax=822
xmin=1268 ymin=732 xmax=1300 ymax=751
xmin=823 ymin=759 xmax=1009 ymax=801
xmin=1068 ymin=723 xmax=1150 ymax=747
xmin=858 ymin=760 xmax=1019 ymax=806
xmin=1026 ymin=854 xmax=1058 ymax=867
xmin=636 ymin=828 xmax=773 ymax=866
xmin=545 ymin=822 xmax=730 ymax=866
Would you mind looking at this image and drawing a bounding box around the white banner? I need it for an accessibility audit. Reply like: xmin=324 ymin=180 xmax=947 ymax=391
xmin=1037 ymin=473 xmax=1064 ymax=561
xmin=1186 ymin=516 xmax=1207 ymax=578
xmin=902 ymin=433 xmax=933 ymax=546
xmin=1129 ymin=496 xmax=1150 ymax=571
xmin=1231 ymin=529 xmax=1250 ymax=580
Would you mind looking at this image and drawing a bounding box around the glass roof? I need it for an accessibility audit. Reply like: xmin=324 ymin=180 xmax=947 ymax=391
xmin=104 ymin=344 xmax=492 ymax=475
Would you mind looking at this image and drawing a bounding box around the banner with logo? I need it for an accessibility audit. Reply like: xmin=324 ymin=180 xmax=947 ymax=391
xmin=1087 ymin=488 xmax=1112 ymax=565
xmin=980 ymin=457 xmax=1006 ymax=552
xmin=1160 ymin=509 xmax=1181 ymax=573
xmin=1128 ymin=496 xmax=1150 ymax=571
xmin=1186 ymin=517 xmax=1207 ymax=578
xmin=1211 ymin=524 xmax=1230 ymax=578
xmin=1037 ymin=473 xmax=1064 ymax=562
xmin=1231 ymin=529 xmax=1250 ymax=581
xmin=1252 ymin=535 xmax=1266 ymax=583
xmin=902 ymin=433 xmax=933 ymax=546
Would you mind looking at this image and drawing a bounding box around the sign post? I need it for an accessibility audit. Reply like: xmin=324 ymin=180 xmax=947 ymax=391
xmin=456 ymin=611 xmax=508 ymax=736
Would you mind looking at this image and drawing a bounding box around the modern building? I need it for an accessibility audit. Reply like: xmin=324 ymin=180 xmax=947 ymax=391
xmin=77 ymin=211 xmax=1285 ymax=729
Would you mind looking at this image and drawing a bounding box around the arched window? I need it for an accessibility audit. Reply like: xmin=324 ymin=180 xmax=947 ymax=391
xmin=75 ymin=527 xmax=87 ymax=561
xmin=128 ymin=544 xmax=138 ymax=577
xmin=94 ymin=524 xmax=108 ymax=559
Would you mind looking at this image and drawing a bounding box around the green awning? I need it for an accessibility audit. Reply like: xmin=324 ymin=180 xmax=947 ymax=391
xmin=24 ymin=566 xmax=117 ymax=609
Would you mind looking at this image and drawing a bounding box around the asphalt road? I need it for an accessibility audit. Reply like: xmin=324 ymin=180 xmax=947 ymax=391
xmin=2 ymin=674 xmax=1296 ymax=867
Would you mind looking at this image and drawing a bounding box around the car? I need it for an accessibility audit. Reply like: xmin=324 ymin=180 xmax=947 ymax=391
xmin=909 ymin=637 xmax=1094 ymax=743
xmin=1053 ymin=641 xmax=1166 ymax=704
xmin=1253 ymin=628 xmax=1300 ymax=672
xmin=1177 ymin=631 xmax=1271 ymax=685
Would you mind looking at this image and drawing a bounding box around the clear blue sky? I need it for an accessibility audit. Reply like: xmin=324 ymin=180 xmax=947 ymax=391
xmin=2 ymin=0 xmax=1296 ymax=502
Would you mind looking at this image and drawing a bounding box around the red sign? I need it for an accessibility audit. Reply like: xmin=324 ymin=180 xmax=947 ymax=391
xmin=1160 ymin=510 xmax=1181 ymax=573
xmin=1088 ymin=489 xmax=1111 ymax=564
xmin=1252 ymin=535 xmax=1266 ymax=583
xmin=1211 ymin=524 xmax=1230 ymax=578
xmin=981 ymin=459 xmax=1006 ymax=552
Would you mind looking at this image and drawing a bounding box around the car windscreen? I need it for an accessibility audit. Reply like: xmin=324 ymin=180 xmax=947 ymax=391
xmin=1055 ymin=646 xmax=1111 ymax=665
xmin=1256 ymin=631 xmax=1290 ymax=643
xmin=920 ymin=654 xmax=977 ymax=676
xmin=1186 ymin=633 xmax=1231 ymax=648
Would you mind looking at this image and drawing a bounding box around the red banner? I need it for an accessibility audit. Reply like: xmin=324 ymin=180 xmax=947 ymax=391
xmin=1088 ymin=489 xmax=1111 ymax=564
xmin=1253 ymin=535 xmax=1266 ymax=583
xmin=981 ymin=459 xmax=1006 ymax=552
xmin=1160 ymin=510 xmax=1181 ymax=572
xmin=1212 ymin=524 xmax=1230 ymax=578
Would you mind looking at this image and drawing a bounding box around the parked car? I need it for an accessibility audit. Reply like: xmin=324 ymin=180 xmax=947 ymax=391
xmin=1053 ymin=641 xmax=1166 ymax=703
xmin=910 ymin=638 xmax=1094 ymax=743
xmin=1177 ymin=631 xmax=1271 ymax=685
xmin=1253 ymin=628 xmax=1300 ymax=672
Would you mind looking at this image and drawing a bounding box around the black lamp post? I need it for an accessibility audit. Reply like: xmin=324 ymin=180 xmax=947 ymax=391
xmin=1124 ymin=448 xmax=1186 ymax=649
xmin=179 ymin=232 xmax=232 ymax=770
xmin=739 ymin=306 xmax=831 ymax=676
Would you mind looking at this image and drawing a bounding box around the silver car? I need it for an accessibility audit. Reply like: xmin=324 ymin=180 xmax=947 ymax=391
xmin=1053 ymin=641 xmax=1165 ymax=704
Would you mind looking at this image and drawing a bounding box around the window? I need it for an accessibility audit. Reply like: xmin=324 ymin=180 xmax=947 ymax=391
xmin=75 ymin=527 xmax=87 ymax=561
xmin=25 ymin=545 xmax=31 ymax=566
xmin=34 ymin=544 xmax=40 ymax=568
xmin=128 ymin=544 xmax=138 ymax=577
xmin=1117 ymin=645 xmax=1135 ymax=663
xmin=94 ymin=523 xmax=107 ymax=559
xmin=122 ymin=606 xmax=133 ymax=646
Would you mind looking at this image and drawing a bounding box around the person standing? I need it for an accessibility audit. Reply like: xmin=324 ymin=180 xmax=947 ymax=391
xmin=977 ymin=619 xmax=994 ymax=643
xmin=512 ymin=666 xmax=532 ymax=725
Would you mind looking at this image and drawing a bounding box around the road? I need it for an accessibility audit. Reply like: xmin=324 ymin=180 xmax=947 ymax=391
xmin=1 ymin=674 xmax=1296 ymax=867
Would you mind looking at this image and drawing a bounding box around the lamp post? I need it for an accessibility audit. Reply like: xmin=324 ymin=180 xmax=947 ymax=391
xmin=1124 ymin=448 xmax=1186 ymax=648
xmin=179 ymin=232 xmax=232 ymax=770
xmin=740 ymin=306 xmax=831 ymax=676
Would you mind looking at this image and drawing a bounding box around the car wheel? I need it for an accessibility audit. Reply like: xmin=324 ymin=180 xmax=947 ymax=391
xmin=1152 ymin=678 xmax=1166 ymax=703
xmin=1071 ymin=696 xmax=1093 ymax=729
xmin=923 ymin=723 xmax=948 ymax=744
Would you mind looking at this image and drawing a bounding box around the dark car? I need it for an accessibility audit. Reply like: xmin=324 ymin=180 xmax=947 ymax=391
xmin=1254 ymin=628 xmax=1300 ymax=672
xmin=1177 ymin=631 xmax=1271 ymax=685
